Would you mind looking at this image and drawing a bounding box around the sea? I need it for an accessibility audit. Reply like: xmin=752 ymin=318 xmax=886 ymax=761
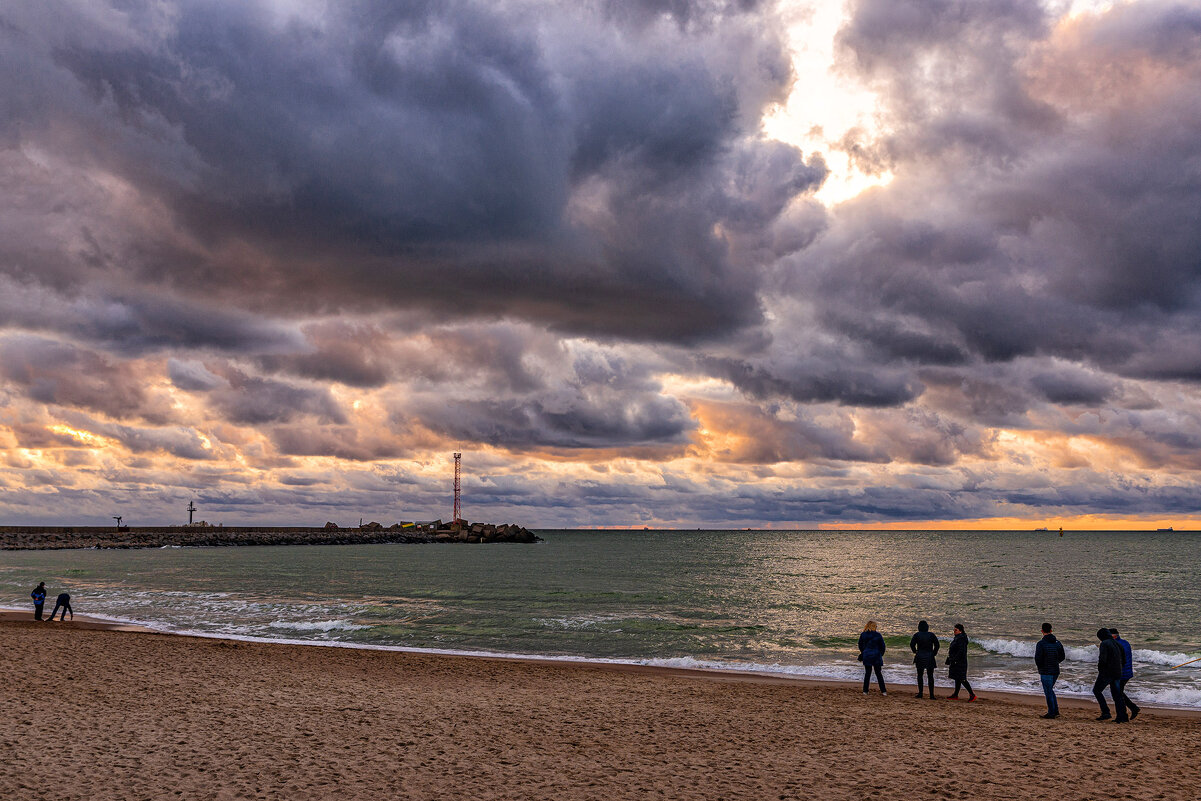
xmin=3 ymin=529 xmax=1199 ymax=708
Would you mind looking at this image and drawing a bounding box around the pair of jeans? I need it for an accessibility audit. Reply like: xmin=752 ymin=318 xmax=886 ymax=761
xmin=49 ymin=600 xmax=72 ymax=621
xmin=1116 ymin=678 xmax=1140 ymax=717
xmin=863 ymin=664 xmax=886 ymax=693
xmin=1040 ymin=673 xmax=1059 ymax=716
xmin=916 ymin=665 xmax=934 ymax=697
xmin=1093 ymin=675 xmax=1128 ymax=721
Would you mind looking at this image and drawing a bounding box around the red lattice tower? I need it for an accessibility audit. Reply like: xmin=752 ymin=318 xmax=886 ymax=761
xmin=452 ymin=452 xmax=462 ymax=524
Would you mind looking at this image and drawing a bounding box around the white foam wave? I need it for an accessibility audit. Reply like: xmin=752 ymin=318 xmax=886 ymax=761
xmin=1132 ymin=647 xmax=1200 ymax=667
xmin=1127 ymin=685 xmax=1201 ymax=707
xmin=973 ymin=637 xmax=1098 ymax=661
xmin=974 ymin=637 xmax=1037 ymax=658
xmin=974 ymin=637 xmax=1199 ymax=667
xmin=266 ymin=619 xmax=368 ymax=633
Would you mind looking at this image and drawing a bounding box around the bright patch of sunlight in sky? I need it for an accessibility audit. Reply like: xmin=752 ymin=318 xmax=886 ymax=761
xmin=763 ymin=1 xmax=891 ymax=206
xmin=765 ymin=0 xmax=1117 ymax=206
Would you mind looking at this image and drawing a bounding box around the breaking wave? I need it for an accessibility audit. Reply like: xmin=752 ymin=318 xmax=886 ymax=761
xmin=266 ymin=619 xmax=369 ymax=633
xmin=973 ymin=637 xmax=1199 ymax=667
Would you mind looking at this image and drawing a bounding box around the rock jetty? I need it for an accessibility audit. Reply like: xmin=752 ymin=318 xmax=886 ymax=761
xmin=0 ymin=521 xmax=540 ymax=550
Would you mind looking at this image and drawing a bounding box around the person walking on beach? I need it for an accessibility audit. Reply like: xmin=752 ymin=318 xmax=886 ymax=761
xmin=1108 ymin=628 xmax=1140 ymax=721
xmin=858 ymin=621 xmax=887 ymax=695
xmin=1034 ymin=622 xmax=1065 ymax=719
xmin=48 ymin=592 xmax=73 ymax=622
xmin=910 ymin=620 xmax=940 ymax=698
xmin=1094 ymin=628 xmax=1129 ymax=723
xmin=31 ymin=582 xmax=46 ymax=621
xmin=946 ymin=624 xmax=975 ymax=701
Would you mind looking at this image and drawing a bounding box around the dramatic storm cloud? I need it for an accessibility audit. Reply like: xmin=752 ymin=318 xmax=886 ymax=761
xmin=2 ymin=0 xmax=1200 ymax=527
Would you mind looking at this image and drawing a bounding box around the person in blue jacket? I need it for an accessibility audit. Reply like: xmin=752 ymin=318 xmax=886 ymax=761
xmin=858 ymin=620 xmax=887 ymax=695
xmin=1109 ymin=628 xmax=1140 ymax=721
xmin=1034 ymin=622 xmax=1066 ymax=719
xmin=31 ymin=582 xmax=46 ymax=621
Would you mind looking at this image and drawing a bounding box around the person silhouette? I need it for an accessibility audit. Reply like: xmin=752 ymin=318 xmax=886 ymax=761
xmin=946 ymin=624 xmax=976 ymax=701
xmin=48 ymin=592 xmax=73 ymax=622
xmin=858 ymin=621 xmax=888 ymax=695
xmin=910 ymin=620 xmax=940 ymax=699
xmin=31 ymin=582 xmax=46 ymax=621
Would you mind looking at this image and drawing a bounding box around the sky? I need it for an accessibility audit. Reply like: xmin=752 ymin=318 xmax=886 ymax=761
xmin=2 ymin=0 xmax=1200 ymax=529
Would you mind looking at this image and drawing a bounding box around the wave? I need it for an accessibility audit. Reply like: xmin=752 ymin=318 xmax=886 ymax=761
xmin=266 ymin=619 xmax=369 ymax=633
xmin=973 ymin=637 xmax=1199 ymax=667
xmin=973 ymin=637 xmax=1095 ymax=661
xmin=1125 ymin=685 xmax=1201 ymax=708
xmin=1131 ymin=647 xmax=1200 ymax=667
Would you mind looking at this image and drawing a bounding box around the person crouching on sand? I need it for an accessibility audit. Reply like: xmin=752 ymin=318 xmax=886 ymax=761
xmin=858 ymin=621 xmax=887 ymax=695
xmin=946 ymin=624 xmax=975 ymax=701
xmin=910 ymin=620 xmax=940 ymax=699
xmin=48 ymin=592 xmax=73 ymax=622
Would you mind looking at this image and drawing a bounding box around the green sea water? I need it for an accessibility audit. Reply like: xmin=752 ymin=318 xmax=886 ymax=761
xmin=2 ymin=530 xmax=1199 ymax=706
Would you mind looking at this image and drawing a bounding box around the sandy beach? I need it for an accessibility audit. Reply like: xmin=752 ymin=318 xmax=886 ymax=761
xmin=1 ymin=615 xmax=1198 ymax=800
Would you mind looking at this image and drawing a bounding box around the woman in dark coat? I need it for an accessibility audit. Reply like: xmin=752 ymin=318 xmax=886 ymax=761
xmin=858 ymin=620 xmax=887 ymax=695
xmin=910 ymin=620 xmax=940 ymax=698
xmin=946 ymin=623 xmax=975 ymax=701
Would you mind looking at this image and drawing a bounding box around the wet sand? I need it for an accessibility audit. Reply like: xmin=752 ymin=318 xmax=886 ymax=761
xmin=2 ymin=616 xmax=1199 ymax=800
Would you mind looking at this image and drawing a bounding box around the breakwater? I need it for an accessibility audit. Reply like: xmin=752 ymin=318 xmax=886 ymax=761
xmin=0 ymin=521 xmax=539 ymax=550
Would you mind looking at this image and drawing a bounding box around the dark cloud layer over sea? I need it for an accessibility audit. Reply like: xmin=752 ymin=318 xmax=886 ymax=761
xmin=1 ymin=0 xmax=1200 ymax=526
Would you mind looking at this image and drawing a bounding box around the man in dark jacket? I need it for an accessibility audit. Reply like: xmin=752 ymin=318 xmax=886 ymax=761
xmin=1034 ymin=622 xmax=1066 ymax=719
xmin=1109 ymin=628 xmax=1140 ymax=721
xmin=910 ymin=620 xmax=940 ymax=699
xmin=1094 ymin=628 xmax=1129 ymax=723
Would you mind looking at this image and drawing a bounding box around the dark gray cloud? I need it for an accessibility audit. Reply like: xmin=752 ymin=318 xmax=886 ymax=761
xmin=257 ymin=322 xmax=396 ymax=388
xmin=202 ymin=365 xmax=346 ymax=425
xmin=689 ymin=399 xmax=886 ymax=464
xmin=798 ymin=0 xmax=1201 ymax=386
xmin=411 ymin=393 xmax=692 ymax=450
xmin=53 ymin=410 xmax=219 ymax=461
xmin=700 ymin=355 xmax=922 ymax=407
xmin=1029 ymin=368 xmax=1115 ymax=406
xmin=396 ymin=337 xmax=697 ymax=450
xmin=0 ymin=279 xmax=306 ymax=357
xmin=1 ymin=0 xmax=821 ymax=344
xmin=167 ymin=358 xmax=227 ymax=391
xmin=0 ymin=334 xmax=171 ymax=421
xmin=269 ymin=425 xmax=406 ymax=461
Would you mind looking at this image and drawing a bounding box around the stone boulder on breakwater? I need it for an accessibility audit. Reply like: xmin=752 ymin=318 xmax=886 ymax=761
xmin=0 ymin=522 xmax=541 ymax=550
